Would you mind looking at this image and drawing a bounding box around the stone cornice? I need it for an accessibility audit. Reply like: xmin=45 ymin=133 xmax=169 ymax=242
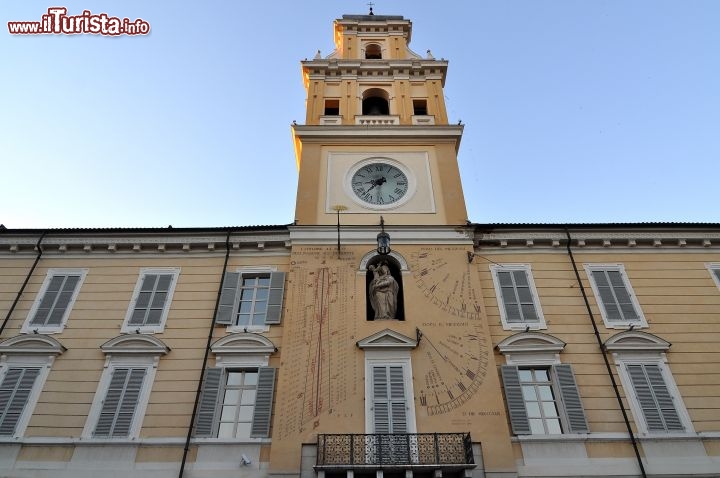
xmin=0 ymin=230 xmax=291 ymax=255
xmin=292 ymin=125 xmax=463 ymax=151
xmin=475 ymin=230 xmax=720 ymax=250
xmin=289 ymin=225 xmax=473 ymax=246
xmin=302 ymin=59 xmax=448 ymax=84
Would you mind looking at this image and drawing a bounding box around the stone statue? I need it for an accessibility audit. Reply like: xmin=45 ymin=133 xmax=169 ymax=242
xmin=368 ymin=261 xmax=399 ymax=320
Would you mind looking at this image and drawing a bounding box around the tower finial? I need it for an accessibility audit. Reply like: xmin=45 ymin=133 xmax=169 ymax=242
xmin=368 ymin=2 xmax=375 ymax=15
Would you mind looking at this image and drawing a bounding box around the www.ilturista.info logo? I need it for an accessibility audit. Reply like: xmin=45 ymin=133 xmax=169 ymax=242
xmin=8 ymin=7 xmax=150 ymax=36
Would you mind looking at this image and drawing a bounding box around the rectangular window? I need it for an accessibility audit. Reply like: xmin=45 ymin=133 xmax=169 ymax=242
xmin=215 ymin=271 xmax=286 ymax=329
xmin=23 ymin=268 xmax=88 ymax=333
xmin=0 ymin=367 xmax=41 ymax=437
xmin=122 ymin=268 xmax=180 ymax=333
xmin=625 ymin=363 xmax=686 ymax=433
xmin=324 ymin=99 xmax=340 ymax=116
xmin=490 ymin=265 xmax=546 ymax=330
xmin=92 ymin=367 xmax=148 ymax=438
xmin=501 ymin=364 xmax=588 ymax=435
xmin=412 ymin=99 xmax=428 ymax=116
xmin=195 ymin=367 xmax=277 ymax=438
xmin=585 ymin=264 xmax=647 ymax=328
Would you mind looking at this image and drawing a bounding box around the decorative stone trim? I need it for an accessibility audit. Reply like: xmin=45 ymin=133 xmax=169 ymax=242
xmin=0 ymin=335 xmax=66 ymax=355
xmin=357 ymin=328 xmax=418 ymax=349
xmin=100 ymin=335 xmax=170 ymax=356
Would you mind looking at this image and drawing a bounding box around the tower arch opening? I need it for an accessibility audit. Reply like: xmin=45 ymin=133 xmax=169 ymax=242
xmin=362 ymin=88 xmax=390 ymax=115
xmin=365 ymin=43 xmax=382 ymax=59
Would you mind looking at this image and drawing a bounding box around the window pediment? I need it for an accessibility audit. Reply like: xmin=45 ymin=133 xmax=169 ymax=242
xmin=211 ymin=333 xmax=277 ymax=355
xmin=604 ymin=331 xmax=671 ymax=352
xmin=0 ymin=334 xmax=66 ymax=355
xmin=357 ymin=328 xmax=417 ymax=349
xmin=100 ymin=334 xmax=170 ymax=355
xmin=496 ymin=332 xmax=566 ymax=355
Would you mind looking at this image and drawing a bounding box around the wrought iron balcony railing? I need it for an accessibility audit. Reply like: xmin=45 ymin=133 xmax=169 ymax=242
xmin=316 ymin=433 xmax=474 ymax=468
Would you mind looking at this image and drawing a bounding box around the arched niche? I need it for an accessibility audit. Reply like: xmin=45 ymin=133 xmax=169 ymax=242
xmin=364 ymin=254 xmax=405 ymax=321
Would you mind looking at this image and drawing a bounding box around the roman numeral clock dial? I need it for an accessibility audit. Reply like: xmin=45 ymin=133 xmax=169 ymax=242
xmin=411 ymin=248 xmax=489 ymax=416
xmin=351 ymin=162 xmax=408 ymax=206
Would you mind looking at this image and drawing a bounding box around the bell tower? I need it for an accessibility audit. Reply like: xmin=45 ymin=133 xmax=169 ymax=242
xmin=292 ymin=13 xmax=468 ymax=226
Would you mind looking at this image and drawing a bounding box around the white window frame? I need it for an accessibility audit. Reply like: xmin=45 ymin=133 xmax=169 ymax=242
xmin=706 ymin=263 xmax=720 ymax=290
xmin=498 ymin=332 xmax=588 ymax=436
xmin=194 ymin=333 xmax=277 ymax=442
xmin=613 ymin=354 xmax=693 ymax=435
xmin=121 ymin=267 xmax=180 ymax=334
xmin=490 ymin=264 xmax=546 ymax=330
xmin=0 ymin=355 xmax=54 ymax=439
xmin=584 ymin=263 xmax=648 ymax=329
xmin=364 ymin=353 xmax=417 ymax=434
xmin=82 ymin=335 xmax=168 ymax=439
xmin=227 ymin=267 xmax=277 ymax=333
xmin=22 ymin=268 xmax=88 ymax=334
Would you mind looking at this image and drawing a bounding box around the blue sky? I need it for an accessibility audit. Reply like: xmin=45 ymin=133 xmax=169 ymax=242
xmin=2 ymin=1 xmax=719 ymax=228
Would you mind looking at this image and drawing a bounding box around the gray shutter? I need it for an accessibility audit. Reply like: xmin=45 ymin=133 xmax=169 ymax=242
xmin=388 ymin=366 xmax=407 ymax=433
xmin=627 ymin=364 xmax=684 ymax=432
xmin=129 ymin=273 xmax=173 ymax=327
xmin=215 ymin=272 xmax=240 ymax=325
xmin=94 ymin=367 xmax=146 ymax=437
xmin=31 ymin=275 xmax=80 ymax=327
xmin=591 ymin=270 xmax=622 ymax=322
xmin=607 ymin=270 xmax=638 ymax=321
xmin=264 ymin=272 xmax=286 ymax=325
xmin=497 ymin=270 xmax=538 ymax=324
xmin=500 ymin=365 xmax=531 ymax=435
xmin=250 ymin=367 xmax=276 ymax=437
xmin=371 ymin=365 xmax=407 ymax=434
xmin=554 ymin=364 xmax=588 ymax=433
xmin=372 ymin=366 xmax=390 ymax=433
xmin=0 ymin=367 xmax=41 ymax=436
xmin=195 ymin=368 xmax=223 ymax=437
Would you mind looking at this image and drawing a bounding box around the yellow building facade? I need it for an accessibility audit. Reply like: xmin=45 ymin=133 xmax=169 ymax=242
xmin=0 ymin=12 xmax=719 ymax=478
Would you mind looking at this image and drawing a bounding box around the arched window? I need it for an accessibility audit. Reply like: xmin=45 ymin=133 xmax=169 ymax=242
xmin=365 ymin=255 xmax=404 ymax=321
xmin=365 ymin=43 xmax=382 ymax=59
xmin=362 ymin=88 xmax=390 ymax=116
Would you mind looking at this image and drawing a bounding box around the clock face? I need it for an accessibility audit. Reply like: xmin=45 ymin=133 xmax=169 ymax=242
xmin=350 ymin=162 xmax=409 ymax=206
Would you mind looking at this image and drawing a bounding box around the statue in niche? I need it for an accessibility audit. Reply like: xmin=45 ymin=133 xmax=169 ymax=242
xmin=368 ymin=261 xmax=399 ymax=320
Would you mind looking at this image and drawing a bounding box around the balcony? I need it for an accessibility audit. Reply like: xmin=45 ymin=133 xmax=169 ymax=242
xmin=355 ymin=115 xmax=400 ymax=126
xmin=316 ymin=433 xmax=474 ymax=470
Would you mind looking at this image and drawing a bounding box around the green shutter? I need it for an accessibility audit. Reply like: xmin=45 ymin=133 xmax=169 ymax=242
xmin=94 ymin=367 xmax=147 ymax=437
xmin=215 ymin=272 xmax=240 ymax=325
xmin=501 ymin=365 xmax=531 ymax=435
xmin=250 ymin=367 xmax=276 ymax=437
xmin=264 ymin=272 xmax=286 ymax=325
xmin=554 ymin=364 xmax=588 ymax=433
xmin=195 ymin=368 xmax=223 ymax=437
xmin=0 ymin=368 xmax=41 ymax=436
